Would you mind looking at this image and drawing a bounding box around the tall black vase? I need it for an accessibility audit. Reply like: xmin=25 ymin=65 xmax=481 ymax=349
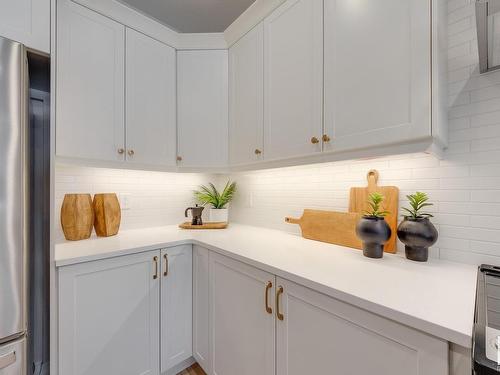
xmin=356 ymin=216 xmax=392 ymax=259
xmin=397 ymin=217 xmax=438 ymax=262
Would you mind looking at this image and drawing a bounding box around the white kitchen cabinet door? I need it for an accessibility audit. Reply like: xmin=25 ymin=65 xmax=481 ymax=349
xmin=193 ymin=245 xmax=211 ymax=374
xmin=56 ymin=0 xmax=125 ymax=162
xmin=58 ymin=251 xmax=160 ymax=375
xmin=323 ymin=0 xmax=431 ymax=152
xmin=210 ymin=252 xmax=275 ymax=375
xmin=275 ymin=277 xmax=448 ymax=375
xmin=160 ymin=245 xmax=193 ymax=373
xmin=0 ymin=0 xmax=50 ymax=53
xmin=263 ymin=0 xmax=323 ymax=160
xmin=177 ymin=50 xmax=228 ymax=168
xmin=126 ymin=28 xmax=176 ymax=167
xmin=229 ymin=23 xmax=264 ymax=165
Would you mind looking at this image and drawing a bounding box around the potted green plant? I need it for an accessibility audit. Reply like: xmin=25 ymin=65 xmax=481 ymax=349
xmin=194 ymin=181 xmax=237 ymax=223
xmin=397 ymin=192 xmax=438 ymax=262
xmin=355 ymin=192 xmax=392 ymax=258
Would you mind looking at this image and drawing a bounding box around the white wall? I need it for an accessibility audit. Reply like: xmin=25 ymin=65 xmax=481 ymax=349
xmin=54 ymin=164 xmax=216 ymax=242
xmin=228 ymin=0 xmax=500 ymax=266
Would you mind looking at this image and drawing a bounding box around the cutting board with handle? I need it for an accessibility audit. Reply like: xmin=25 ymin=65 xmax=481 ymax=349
xmin=285 ymin=210 xmax=364 ymax=249
xmin=349 ymin=170 xmax=399 ymax=253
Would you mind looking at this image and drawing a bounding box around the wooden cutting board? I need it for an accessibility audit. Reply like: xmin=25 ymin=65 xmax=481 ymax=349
xmin=349 ymin=170 xmax=399 ymax=253
xmin=285 ymin=210 xmax=363 ymax=249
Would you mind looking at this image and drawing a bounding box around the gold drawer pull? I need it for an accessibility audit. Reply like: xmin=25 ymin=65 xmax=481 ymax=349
xmin=276 ymin=286 xmax=284 ymax=321
xmin=163 ymin=254 xmax=168 ymax=277
xmin=153 ymin=256 xmax=158 ymax=279
xmin=310 ymin=137 xmax=319 ymax=144
xmin=265 ymin=281 xmax=273 ymax=314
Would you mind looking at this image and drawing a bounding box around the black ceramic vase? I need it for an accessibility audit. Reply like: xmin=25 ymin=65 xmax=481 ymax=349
xmin=397 ymin=217 xmax=438 ymax=262
xmin=356 ymin=216 xmax=392 ymax=259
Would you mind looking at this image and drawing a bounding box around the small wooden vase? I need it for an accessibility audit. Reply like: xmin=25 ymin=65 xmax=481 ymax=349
xmin=93 ymin=193 xmax=121 ymax=237
xmin=61 ymin=194 xmax=95 ymax=241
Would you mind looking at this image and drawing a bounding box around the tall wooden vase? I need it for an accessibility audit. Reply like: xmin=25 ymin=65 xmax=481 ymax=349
xmin=60 ymin=194 xmax=95 ymax=241
xmin=93 ymin=193 xmax=121 ymax=237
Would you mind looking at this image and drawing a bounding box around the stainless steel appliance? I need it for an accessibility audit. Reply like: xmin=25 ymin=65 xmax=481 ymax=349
xmin=473 ymin=265 xmax=500 ymax=374
xmin=0 ymin=36 xmax=28 ymax=374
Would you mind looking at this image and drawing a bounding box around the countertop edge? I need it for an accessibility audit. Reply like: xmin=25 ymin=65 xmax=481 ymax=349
xmin=55 ymin=232 xmax=475 ymax=348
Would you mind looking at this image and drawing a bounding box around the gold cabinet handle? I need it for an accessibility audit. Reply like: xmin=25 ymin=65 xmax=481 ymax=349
xmin=265 ymin=281 xmax=273 ymax=314
xmin=322 ymin=134 xmax=331 ymax=143
xmin=117 ymin=148 xmax=125 ymax=154
xmin=128 ymin=149 xmax=135 ymax=156
xmin=153 ymin=256 xmax=158 ymax=279
xmin=176 ymin=156 xmax=182 ymax=162
xmin=310 ymin=137 xmax=319 ymax=144
xmin=255 ymin=148 xmax=262 ymax=155
xmin=276 ymin=286 xmax=284 ymax=321
xmin=163 ymin=254 xmax=168 ymax=277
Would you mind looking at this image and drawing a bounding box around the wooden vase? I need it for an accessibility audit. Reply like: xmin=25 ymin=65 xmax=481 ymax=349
xmin=60 ymin=194 xmax=94 ymax=241
xmin=93 ymin=193 xmax=121 ymax=237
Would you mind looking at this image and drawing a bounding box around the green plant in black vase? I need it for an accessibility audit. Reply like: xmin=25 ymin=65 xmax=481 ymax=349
xmin=355 ymin=192 xmax=392 ymax=259
xmin=397 ymin=192 xmax=438 ymax=262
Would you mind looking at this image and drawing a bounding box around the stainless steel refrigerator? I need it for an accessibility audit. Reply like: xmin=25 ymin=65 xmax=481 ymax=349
xmin=0 ymin=36 xmax=29 ymax=375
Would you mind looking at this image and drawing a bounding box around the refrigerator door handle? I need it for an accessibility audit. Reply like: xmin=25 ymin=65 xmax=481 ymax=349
xmin=0 ymin=350 xmax=16 ymax=369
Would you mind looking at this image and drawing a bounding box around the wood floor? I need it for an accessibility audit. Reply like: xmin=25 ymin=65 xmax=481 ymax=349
xmin=177 ymin=363 xmax=206 ymax=375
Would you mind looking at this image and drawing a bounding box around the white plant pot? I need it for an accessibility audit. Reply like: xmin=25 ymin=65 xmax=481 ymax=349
xmin=210 ymin=208 xmax=228 ymax=223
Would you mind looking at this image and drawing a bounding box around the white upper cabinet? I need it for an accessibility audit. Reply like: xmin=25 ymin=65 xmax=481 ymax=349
xmin=275 ymin=277 xmax=448 ymax=375
xmin=324 ymin=0 xmax=433 ymax=152
xmin=210 ymin=252 xmax=275 ymax=375
xmin=0 ymin=0 xmax=50 ymax=53
xmin=177 ymin=50 xmax=229 ymax=168
xmin=229 ymin=23 xmax=264 ymax=165
xmin=56 ymin=0 xmax=125 ymax=162
xmin=263 ymin=0 xmax=323 ymax=160
xmin=160 ymin=246 xmax=192 ymax=373
xmin=59 ymin=251 xmax=160 ymax=375
xmin=126 ymin=28 xmax=176 ymax=167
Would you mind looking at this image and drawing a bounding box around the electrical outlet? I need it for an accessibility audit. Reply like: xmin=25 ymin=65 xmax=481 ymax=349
xmin=119 ymin=193 xmax=131 ymax=210
xmin=247 ymin=192 xmax=254 ymax=208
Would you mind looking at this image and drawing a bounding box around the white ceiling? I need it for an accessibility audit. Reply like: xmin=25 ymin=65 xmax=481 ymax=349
xmin=119 ymin=0 xmax=256 ymax=33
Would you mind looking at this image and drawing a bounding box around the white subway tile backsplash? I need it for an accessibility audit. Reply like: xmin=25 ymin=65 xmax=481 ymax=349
xmin=54 ymin=0 xmax=500 ymax=266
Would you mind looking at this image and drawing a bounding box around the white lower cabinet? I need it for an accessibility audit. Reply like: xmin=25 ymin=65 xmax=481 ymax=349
xmin=58 ymin=251 xmax=161 ymax=375
xmin=160 ymin=245 xmax=193 ymax=373
xmin=275 ymin=278 xmax=448 ymax=375
xmin=193 ymin=245 xmax=211 ymax=374
xmin=58 ymin=246 xmax=451 ymax=375
xmin=209 ymin=252 xmax=276 ymax=375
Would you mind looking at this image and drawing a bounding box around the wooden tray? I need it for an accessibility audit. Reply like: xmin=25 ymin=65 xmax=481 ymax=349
xmin=285 ymin=210 xmax=363 ymax=249
xmin=179 ymin=222 xmax=228 ymax=229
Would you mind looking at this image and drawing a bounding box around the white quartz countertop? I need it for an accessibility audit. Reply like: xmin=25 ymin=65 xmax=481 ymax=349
xmin=55 ymin=224 xmax=477 ymax=348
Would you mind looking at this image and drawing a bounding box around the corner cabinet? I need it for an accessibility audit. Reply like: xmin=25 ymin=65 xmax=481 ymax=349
xmin=177 ymin=50 xmax=229 ymax=168
xmin=58 ymin=251 xmax=160 ymax=375
xmin=193 ymin=245 xmax=211 ymax=374
xmin=0 ymin=0 xmax=50 ymax=53
xmin=160 ymin=246 xmax=193 ymax=373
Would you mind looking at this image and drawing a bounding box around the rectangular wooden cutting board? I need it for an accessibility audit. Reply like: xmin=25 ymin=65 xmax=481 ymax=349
xmin=349 ymin=170 xmax=399 ymax=253
xmin=285 ymin=210 xmax=363 ymax=249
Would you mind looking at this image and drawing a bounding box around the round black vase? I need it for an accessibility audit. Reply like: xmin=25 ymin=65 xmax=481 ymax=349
xmin=356 ymin=216 xmax=392 ymax=259
xmin=397 ymin=217 xmax=438 ymax=262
